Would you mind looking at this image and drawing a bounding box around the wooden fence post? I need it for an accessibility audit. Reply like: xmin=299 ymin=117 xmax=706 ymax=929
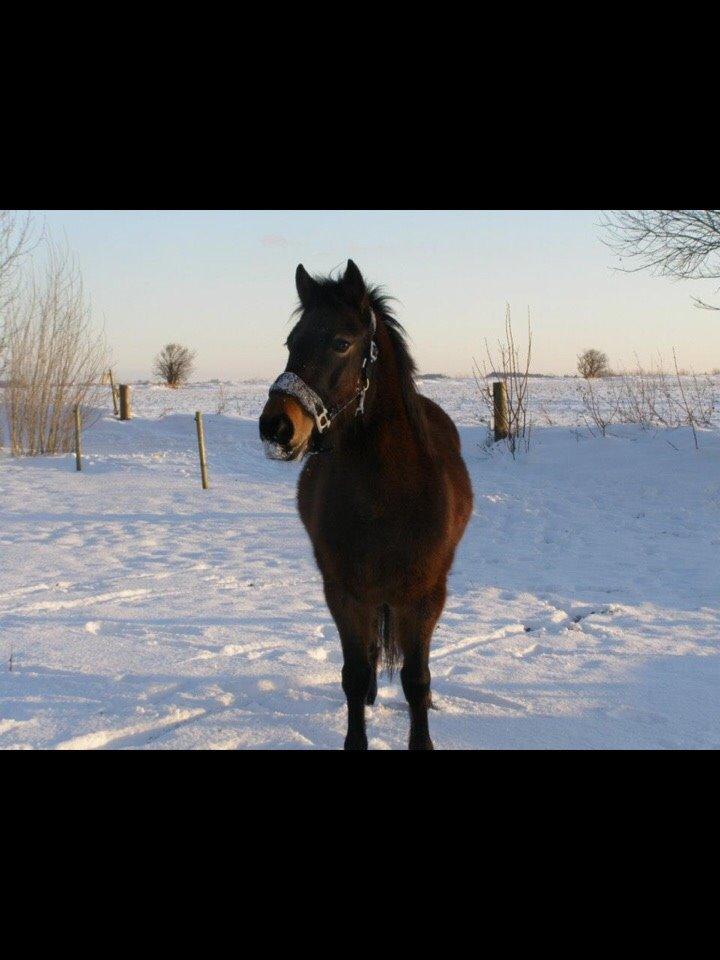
xmin=119 ymin=384 xmax=132 ymax=421
xmin=74 ymin=405 xmax=82 ymax=471
xmin=195 ymin=411 xmax=209 ymax=489
xmin=493 ymin=380 xmax=509 ymax=441
xmin=108 ymin=369 xmax=119 ymax=416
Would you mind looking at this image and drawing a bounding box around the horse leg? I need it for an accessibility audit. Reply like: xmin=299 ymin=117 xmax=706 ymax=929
xmin=397 ymin=583 xmax=446 ymax=751
xmin=366 ymin=635 xmax=379 ymax=706
xmin=324 ymin=584 xmax=375 ymax=750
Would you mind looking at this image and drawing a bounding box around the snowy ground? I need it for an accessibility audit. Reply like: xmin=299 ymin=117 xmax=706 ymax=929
xmin=1 ymin=377 xmax=719 ymax=749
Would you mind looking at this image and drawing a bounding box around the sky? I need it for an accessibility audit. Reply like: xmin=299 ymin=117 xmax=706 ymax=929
xmin=35 ymin=210 xmax=720 ymax=380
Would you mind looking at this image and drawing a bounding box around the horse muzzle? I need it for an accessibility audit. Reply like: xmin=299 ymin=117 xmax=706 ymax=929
xmin=259 ymin=393 xmax=314 ymax=461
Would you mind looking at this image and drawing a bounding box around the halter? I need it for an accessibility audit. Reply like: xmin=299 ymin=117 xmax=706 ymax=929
xmin=269 ymin=309 xmax=379 ymax=434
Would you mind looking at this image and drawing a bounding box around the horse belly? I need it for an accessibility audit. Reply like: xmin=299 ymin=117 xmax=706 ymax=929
xmin=316 ymin=495 xmax=454 ymax=603
xmin=298 ymin=456 xmax=465 ymax=603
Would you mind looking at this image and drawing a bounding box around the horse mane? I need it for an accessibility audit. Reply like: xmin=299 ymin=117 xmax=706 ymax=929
xmin=366 ymin=286 xmax=428 ymax=444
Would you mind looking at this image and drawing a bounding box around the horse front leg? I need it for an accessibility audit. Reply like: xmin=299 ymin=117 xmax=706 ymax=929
xmin=397 ymin=583 xmax=446 ymax=751
xmin=324 ymin=583 xmax=375 ymax=751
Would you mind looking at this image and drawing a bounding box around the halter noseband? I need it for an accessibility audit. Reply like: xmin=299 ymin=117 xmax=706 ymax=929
xmin=269 ymin=309 xmax=379 ymax=435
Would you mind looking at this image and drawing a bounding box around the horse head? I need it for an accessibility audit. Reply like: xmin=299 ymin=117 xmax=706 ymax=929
xmin=259 ymin=260 xmax=377 ymax=460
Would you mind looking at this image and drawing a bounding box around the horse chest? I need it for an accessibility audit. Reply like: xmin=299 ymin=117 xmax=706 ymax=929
xmin=298 ymin=456 xmax=447 ymax=597
xmin=301 ymin=459 xmax=417 ymax=532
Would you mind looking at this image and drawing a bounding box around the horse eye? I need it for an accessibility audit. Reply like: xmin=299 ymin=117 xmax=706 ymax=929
xmin=332 ymin=337 xmax=351 ymax=353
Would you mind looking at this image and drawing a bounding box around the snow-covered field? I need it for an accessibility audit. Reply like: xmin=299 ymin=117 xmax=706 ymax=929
xmin=1 ymin=377 xmax=719 ymax=749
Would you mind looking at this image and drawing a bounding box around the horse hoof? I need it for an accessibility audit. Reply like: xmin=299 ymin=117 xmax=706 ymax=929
xmin=409 ymin=736 xmax=434 ymax=751
xmin=344 ymin=734 xmax=369 ymax=751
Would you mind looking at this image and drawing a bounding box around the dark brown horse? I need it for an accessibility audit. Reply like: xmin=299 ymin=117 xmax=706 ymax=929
xmin=259 ymin=261 xmax=472 ymax=749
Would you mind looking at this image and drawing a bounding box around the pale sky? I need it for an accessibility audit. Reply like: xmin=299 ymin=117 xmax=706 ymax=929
xmin=37 ymin=210 xmax=720 ymax=379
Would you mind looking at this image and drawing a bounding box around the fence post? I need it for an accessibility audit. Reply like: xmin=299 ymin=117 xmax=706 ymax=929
xmin=119 ymin=384 xmax=132 ymax=420
xmin=108 ymin=369 xmax=119 ymax=416
xmin=493 ymin=381 xmax=509 ymax=441
xmin=74 ymin=405 xmax=82 ymax=471
xmin=195 ymin=411 xmax=209 ymax=489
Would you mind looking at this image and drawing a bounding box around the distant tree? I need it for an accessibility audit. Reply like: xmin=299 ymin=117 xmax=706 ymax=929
xmin=601 ymin=210 xmax=720 ymax=311
xmin=154 ymin=343 xmax=196 ymax=388
xmin=578 ymin=349 xmax=609 ymax=379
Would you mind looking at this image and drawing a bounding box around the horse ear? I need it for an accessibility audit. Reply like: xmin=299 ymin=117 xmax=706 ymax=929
xmin=296 ymin=264 xmax=317 ymax=307
xmin=342 ymin=259 xmax=367 ymax=307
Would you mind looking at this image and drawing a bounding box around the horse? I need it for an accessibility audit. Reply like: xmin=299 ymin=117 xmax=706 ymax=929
xmin=259 ymin=260 xmax=473 ymax=749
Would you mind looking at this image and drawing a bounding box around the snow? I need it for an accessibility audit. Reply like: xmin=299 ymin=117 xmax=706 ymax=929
xmin=1 ymin=378 xmax=719 ymax=749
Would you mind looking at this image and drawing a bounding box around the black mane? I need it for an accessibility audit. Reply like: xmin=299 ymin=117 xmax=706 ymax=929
xmin=366 ymin=286 xmax=427 ymax=443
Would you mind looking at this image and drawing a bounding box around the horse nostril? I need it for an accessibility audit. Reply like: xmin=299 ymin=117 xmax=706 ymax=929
xmin=260 ymin=412 xmax=294 ymax=446
xmin=274 ymin=414 xmax=294 ymax=445
xmin=259 ymin=413 xmax=273 ymax=441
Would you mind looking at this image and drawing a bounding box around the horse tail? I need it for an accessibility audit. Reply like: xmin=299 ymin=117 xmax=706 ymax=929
xmin=379 ymin=602 xmax=399 ymax=677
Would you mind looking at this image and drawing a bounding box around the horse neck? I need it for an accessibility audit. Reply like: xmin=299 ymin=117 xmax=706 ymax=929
xmin=354 ymin=315 xmax=425 ymax=458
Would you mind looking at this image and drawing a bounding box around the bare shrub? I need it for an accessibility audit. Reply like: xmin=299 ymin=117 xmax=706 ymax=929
xmin=154 ymin=343 xmax=196 ymax=388
xmin=671 ymin=350 xmax=716 ymax=449
xmin=3 ymin=239 xmax=108 ymax=456
xmin=592 ymin=353 xmax=717 ymax=447
xmin=1 ymin=213 xmax=33 ymax=446
xmin=578 ymin=348 xmax=610 ymax=379
xmin=474 ymin=304 xmax=532 ymax=456
xmin=538 ymin=403 xmax=555 ymax=426
xmin=1 ymin=213 xmax=39 ymax=403
xmin=578 ymin=377 xmax=622 ymax=437
xmin=215 ymin=383 xmax=229 ymax=415
xmin=0 ymin=211 xmax=37 ymax=319
xmin=616 ymin=361 xmax=664 ymax=430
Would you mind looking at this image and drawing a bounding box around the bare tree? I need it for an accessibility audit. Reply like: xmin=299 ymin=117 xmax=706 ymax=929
xmin=3 ymin=238 xmax=108 ymax=456
xmin=578 ymin=348 xmax=610 ymax=379
xmin=601 ymin=210 xmax=720 ymax=310
xmin=154 ymin=343 xmax=196 ymax=388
